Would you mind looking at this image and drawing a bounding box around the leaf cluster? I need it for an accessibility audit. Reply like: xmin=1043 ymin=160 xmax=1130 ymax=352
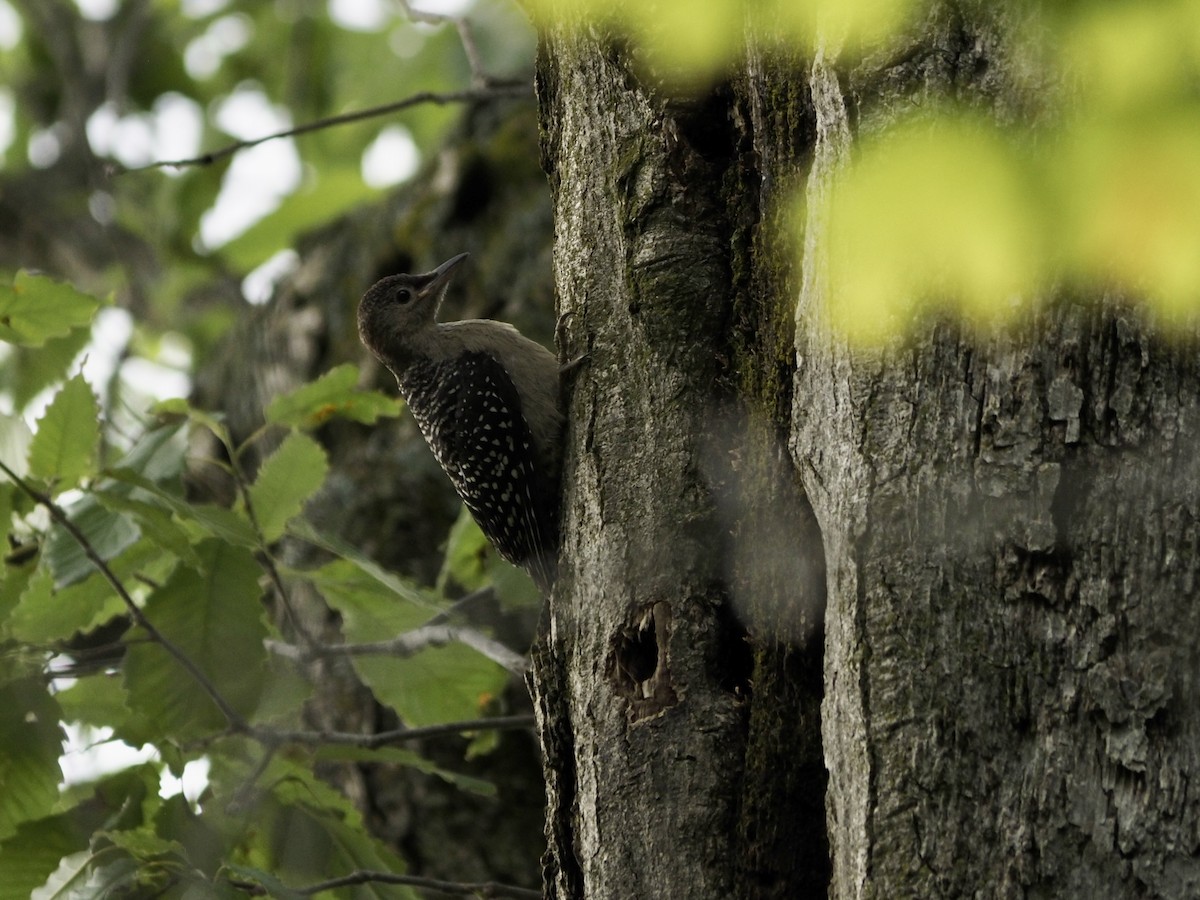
xmin=0 ymin=275 xmax=535 ymax=898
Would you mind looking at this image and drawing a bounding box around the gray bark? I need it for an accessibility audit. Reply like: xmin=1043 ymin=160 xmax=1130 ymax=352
xmin=537 ymin=3 xmax=1200 ymax=899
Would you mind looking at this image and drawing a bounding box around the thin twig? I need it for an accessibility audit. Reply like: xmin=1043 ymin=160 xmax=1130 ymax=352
xmin=292 ymin=868 xmax=542 ymax=898
xmin=245 ymin=714 xmax=535 ymax=750
xmin=267 ymin=623 xmax=528 ymax=675
xmin=116 ymin=85 xmax=529 ymax=175
xmin=421 ymin=585 xmax=495 ymax=627
xmin=0 ymin=459 xmax=250 ymax=731
xmin=397 ymin=0 xmax=489 ymax=88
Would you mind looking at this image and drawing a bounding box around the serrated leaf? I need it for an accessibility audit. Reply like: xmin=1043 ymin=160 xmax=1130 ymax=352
xmin=252 ymin=654 xmax=313 ymax=726
xmin=356 ymin=643 xmax=509 ymax=727
xmin=0 ymin=678 xmax=64 ymax=842
xmin=94 ymin=490 xmax=199 ymax=568
xmin=0 ymin=272 xmax=100 ymax=347
xmin=123 ymin=541 xmax=267 ymax=742
xmin=247 ymin=432 xmax=328 ymax=542
xmin=44 ymin=497 xmax=140 ymax=587
xmin=251 ymin=757 xmax=416 ymax=900
xmin=27 ymin=375 xmax=100 ymax=490
xmin=266 ymin=364 xmax=403 ymax=428
xmin=4 ymin=326 xmax=91 ymax=411
xmin=300 ymin=558 xmax=436 ymax=631
xmin=439 ymin=507 xmax=539 ymax=610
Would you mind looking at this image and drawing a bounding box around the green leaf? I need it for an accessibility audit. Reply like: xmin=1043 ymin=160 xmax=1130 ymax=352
xmin=315 ymin=746 xmax=496 ymax=797
xmin=217 ymin=864 xmax=303 ymax=900
xmin=2 ymin=325 xmax=92 ymax=411
xmin=320 ymin=578 xmax=508 ymax=726
xmin=300 ymin=558 xmax=436 ymax=631
xmin=288 ymin=521 xmax=436 ymax=612
xmin=104 ymin=470 xmax=257 ymax=548
xmin=27 ymin=375 xmax=100 ymax=490
xmin=0 ymin=554 xmax=37 ymax=632
xmin=0 ymin=272 xmax=100 ymax=347
xmin=94 ymin=490 xmax=200 ymax=568
xmin=123 ymin=541 xmax=267 ymax=742
xmin=0 ymin=806 xmax=103 ymax=900
xmin=43 ymin=497 xmax=140 ymax=587
xmin=439 ymin=507 xmax=539 ymax=610
xmin=356 ymin=643 xmax=509 ymax=727
xmin=250 ymin=654 xmax=313 ymax=727
xmin=0 ymin=678 xmax=64 ymax=842
xmin=0 ymin=413 xmax=33 ymax=479
xmin=217 ymin=170 xmax=379 ymax=271
xmin=55 ymin=673 xmax=129 ymax=732
xmin=266 ymin=363 xmax=403 ymax=428
xmin=247 ymin=432 xmax=328 ymax=542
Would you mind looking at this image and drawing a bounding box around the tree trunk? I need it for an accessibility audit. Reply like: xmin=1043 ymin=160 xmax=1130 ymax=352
xmin=534 ymin=4 xmax=1200 ymax=899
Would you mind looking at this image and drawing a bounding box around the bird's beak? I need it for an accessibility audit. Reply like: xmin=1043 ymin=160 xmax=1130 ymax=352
xmin=419 ymin=252 xmax=469 ymax=299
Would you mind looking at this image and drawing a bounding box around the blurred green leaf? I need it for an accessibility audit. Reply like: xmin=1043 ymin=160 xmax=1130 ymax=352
xmin=266 ymin=363 xmax=403 ymax=428
xmin=0 ymin=803 xmax=108 ymax=900
xmin=0 ymin=414 xmax=33 ymax=480
xmin=27 ymin=375 xmax=100 ymax=491
xmin=288 ymin=521 xmax=437 ymax=612
xmin=2 ymin=325 xmax=91 ymax=411
xmin=320 ymin=576 xmax=508 ymax=726
xmin=217 ymin=170 xmax=379 ymax=271
xmin=217 ymin=864 xmax=304 ymax=900
xmin=0 ymin=272 xmax=100 ymax=348
xmin=0 ymin=678 xmax=63 ymax=842
xmin=246 ymin=431 xmax=328 ymax=542
xmin=123 ymin=540 xmax=267 ymax=741
xmin=105 ymin=469 xmax=258 ymax=548
xmin=7 ymin=547 xmax=135 ymax=645
xmin=44 ymin=497 xmax=141 ymax=588
xmin=315 ymin=745 xmax=496 ymax=797
xmin=439 ymin=506 xmax=539 ymax=609
xmin=56 ymin=673 xmax=130 ymax=732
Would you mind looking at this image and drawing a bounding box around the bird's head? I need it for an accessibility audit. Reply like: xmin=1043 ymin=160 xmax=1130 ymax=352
xmin=358 ymin=252 xmax=469 ymax=365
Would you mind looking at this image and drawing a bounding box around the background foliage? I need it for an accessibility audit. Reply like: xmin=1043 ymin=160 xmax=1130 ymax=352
xmin=0 ymin=0 xmax=543 ymax=896
xmin=1 ymin=0 xmax=1197 ymax=895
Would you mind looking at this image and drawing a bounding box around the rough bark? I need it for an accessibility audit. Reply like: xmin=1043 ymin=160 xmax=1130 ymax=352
xmin=534 ymin=29 xmax=747 ymax=900
xmin=536 ymin=3 xmax=1200 ymax=899
xmin=534 ymin=20 xmax=831 ymax=900
xmin=790 ymin=9 xmax=1200 ymax=900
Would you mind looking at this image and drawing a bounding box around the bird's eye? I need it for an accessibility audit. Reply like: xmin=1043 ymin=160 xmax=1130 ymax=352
xmin=395 ymin=288 xmax=413 ymax=304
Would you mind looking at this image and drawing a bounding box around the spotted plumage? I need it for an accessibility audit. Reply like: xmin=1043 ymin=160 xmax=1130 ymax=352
xmin=358 ymin=254 xmax=562 ymax=591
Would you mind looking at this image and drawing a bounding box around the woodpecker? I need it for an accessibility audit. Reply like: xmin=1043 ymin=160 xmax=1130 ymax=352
xmin=358 ymin=253 xmax=563 ymax=591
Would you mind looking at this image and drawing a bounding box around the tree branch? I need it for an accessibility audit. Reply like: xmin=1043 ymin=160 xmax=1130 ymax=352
xmin=266 ymin=622 xmax=528 ymax=675
xmin=115 ymin=85 xmax=529 ymax=175
xmin=397 ymin=0 xmax=491 ymax=88
xmin=289 ymin=869 xmax=541 ymax=898
xmin=243 ymin=714 xmax=535 ymax=750
xmin=0 ymin=460 xmax=250 ymax=731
